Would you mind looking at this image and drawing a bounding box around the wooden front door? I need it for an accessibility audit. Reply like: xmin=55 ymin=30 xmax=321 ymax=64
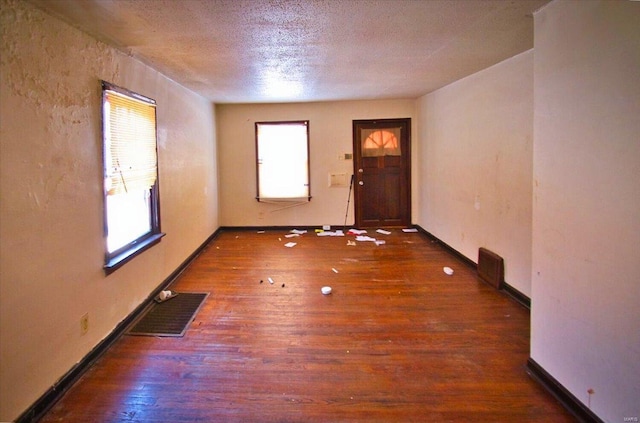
xmin=353 ymin=118 xmax=411 ymax=228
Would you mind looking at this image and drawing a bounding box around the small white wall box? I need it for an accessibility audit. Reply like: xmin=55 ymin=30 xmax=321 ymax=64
xmin=329 ymin=172 xmax=347 ymax=187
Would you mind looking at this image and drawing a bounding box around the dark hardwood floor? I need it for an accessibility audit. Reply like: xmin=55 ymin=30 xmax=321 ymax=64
xmin=40 ymin=229 xmax=576 ymax=422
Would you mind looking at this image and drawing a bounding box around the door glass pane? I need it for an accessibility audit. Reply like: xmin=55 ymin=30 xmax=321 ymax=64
xmin=361 ymin=128 xmax=401 ymax=157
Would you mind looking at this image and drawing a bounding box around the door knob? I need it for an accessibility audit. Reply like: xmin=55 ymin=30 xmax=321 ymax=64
xmin=358 ymin=168 xmax=363 ymax=173
xmin=358 ymin=181 xmax=364 ymax=186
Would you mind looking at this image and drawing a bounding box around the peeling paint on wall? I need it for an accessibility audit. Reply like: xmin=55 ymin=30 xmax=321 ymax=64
xmin=0 ymin=0 xmax=218 ymax=420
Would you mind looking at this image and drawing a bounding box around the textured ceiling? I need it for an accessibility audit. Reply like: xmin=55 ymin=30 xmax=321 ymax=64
xmin=29 ymin=0 xmax=549 ymax=103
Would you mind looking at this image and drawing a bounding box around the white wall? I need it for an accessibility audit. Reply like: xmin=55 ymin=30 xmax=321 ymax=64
xmin=0 ymin=1 xmax=219 ymax=420
xmin=532 ymin=1 xmax=640 ymax=421
xmin=216 ymin=100 xmax=417 ymax=227
xmin=416 ymin=51 xmax=534 ymax=296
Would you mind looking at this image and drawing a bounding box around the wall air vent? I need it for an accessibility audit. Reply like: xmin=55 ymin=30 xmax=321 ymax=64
xmin=478 ymin=247 xmax=504 ymax=289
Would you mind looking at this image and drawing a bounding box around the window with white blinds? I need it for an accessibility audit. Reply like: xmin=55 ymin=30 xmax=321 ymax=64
xmin=103 ymin=87 xmax=158 ymax=195
xmin=102 ymin=81 xmax=163 ymax=273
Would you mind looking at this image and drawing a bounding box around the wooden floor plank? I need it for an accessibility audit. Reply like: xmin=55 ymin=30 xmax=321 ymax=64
xmin=40 ymin=229 xmax=575 ymax=422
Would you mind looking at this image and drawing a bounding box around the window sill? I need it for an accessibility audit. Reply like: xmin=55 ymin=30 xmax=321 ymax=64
xmin=256 ymin=196 xmax=312 ymax=202
xmin=104 ymin=232 xmax=165 ymax=275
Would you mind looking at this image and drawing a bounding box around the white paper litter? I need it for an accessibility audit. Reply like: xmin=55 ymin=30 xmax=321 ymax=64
xmin=284 ymin=242 xmax=297 ymax=248
xmin=353 ymin=235 xmax=386 ymax=246
xmin=348 ymin=229 xmax=367 ymax=235
xmin=443 ymin=267 xmax=454 ymax=275
xmin=402 ymin=228 xmax=418 ymax=233
xmin=317 ymin=230 xmax=344 ymax=237
xmin=355 ymin=235 xmax=377 ymax=242
xmin=332 ymin=268 xmax=339 ymax=273
xmin=376 ymin=229 xmax=391 ymax=235
xmin=268 ymin=277 xmax=274 ymax=284
xmin=290 ymin=229 xmax=307 ymax=235
xmin=284 ymin=233 xmax=300 ymax=238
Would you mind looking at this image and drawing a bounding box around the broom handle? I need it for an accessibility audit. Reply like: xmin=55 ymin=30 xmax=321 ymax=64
xmin=343 ymin=174 xmax=355 ymax=231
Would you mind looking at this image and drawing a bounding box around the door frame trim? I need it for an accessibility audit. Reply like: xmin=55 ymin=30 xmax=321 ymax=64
xmin=352 ymin=118 xmax=411 ymax=228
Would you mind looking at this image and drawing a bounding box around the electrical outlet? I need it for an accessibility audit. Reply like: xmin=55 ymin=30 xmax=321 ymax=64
xmin=80 ymin=313 xmax=89 ymax=335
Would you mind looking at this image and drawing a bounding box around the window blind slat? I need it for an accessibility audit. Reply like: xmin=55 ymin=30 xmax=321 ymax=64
xmin=104 ymin=90 xmax=158 ymax=195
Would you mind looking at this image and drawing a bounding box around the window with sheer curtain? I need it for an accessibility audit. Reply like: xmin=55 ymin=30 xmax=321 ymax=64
xmin=102 ymin=81 xmax=164 ymax=273
xmin=255 ymin=121 xmax=311 ymax=202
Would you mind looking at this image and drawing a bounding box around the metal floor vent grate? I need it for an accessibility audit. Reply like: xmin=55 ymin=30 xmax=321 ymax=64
xmin=128 ymin=292 xmax=209 ymax=337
